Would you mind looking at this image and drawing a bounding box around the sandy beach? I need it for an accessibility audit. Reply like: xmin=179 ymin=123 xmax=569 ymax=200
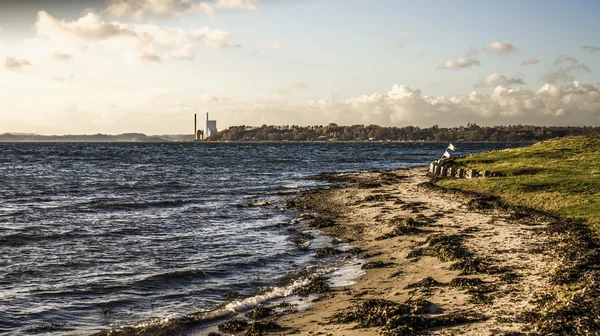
xmin=264 ymin=167 xmax=565 ymax=335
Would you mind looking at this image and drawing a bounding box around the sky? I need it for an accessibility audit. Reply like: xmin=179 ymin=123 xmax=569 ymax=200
xmin=0 ymin=0 xmax=599 ymax=134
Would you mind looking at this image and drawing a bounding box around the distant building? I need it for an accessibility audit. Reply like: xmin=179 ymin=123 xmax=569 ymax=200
xmin=205 ymin=113 xmax=218 ymax=138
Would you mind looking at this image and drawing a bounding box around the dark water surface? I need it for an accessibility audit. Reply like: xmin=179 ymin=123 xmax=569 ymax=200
xmin=0 ymin=142 xmax=527 ymax=335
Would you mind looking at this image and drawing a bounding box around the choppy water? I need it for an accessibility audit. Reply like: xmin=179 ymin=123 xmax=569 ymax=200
xmin=0 ymin=142 xmax=526 ymax=335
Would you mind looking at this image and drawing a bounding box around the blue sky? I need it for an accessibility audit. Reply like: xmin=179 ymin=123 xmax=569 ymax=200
xmin=0 ymin=0 xmax=599 ymax=134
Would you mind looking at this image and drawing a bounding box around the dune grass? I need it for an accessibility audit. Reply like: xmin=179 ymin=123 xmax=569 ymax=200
xmin=436 ymin=135 xmax=600 ymax=233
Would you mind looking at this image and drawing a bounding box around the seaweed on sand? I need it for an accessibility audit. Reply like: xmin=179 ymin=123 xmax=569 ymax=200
xmin=218 ymin=319 xmax=248 ymax=333
xmin=296 ymin=276 xmax=330 ymax=297
xmin=404 ymin=277 xmax=444 ymax=289
xmin=376 ymin=217 xmax=426 ymax=240
xmin=380 ymin=312 xmax=484 ymax=335
xmin=361 ymin=261 xmax=391 ymax=270
xmin=244 ymin=320 xmax=281 ymax=336
xmin=245 ymin=306 xmax=273 ymax=320
xmin=407 ymin=234 xmax=471 ymax=262
xmin=331 ymin=298 xmax=434 ymax=327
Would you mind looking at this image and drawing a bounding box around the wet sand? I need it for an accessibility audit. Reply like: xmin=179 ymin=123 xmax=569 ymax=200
xmin=268 ymin=167 xmax=558 ymax=335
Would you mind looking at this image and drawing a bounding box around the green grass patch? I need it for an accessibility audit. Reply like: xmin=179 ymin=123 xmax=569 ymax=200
xmin=436 ymin=135 xmax=600 ymax=233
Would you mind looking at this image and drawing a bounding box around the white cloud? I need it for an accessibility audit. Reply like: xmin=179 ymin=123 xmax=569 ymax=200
xmin=34 ymin=10 xmax=237 ymax=63
xmin=201 ymin=81 xmax=600 ymax=129
xmin=438 ymin=57 xmax=480 ymax=69
xmin=483 ymin=41 xmax=516 ymax=54
xmin=199 ymin=93 xmax=219 ymax=102
xmin=474 ymin=73 xmax=525 ymax=88
xmin=265 ymin=42 xmax=283 ymax=52
xmin=583 ymin=45 xmax=600 ymax=54
xmin=106 ymin=0 xmax=258 ymax=19
xmin=4 ymin=57 xmax=31 ymax=71
xmin=140 ymin=52 xmax=161 ymax=63
xmin=438 ymin=47 xmax=480 ymax=69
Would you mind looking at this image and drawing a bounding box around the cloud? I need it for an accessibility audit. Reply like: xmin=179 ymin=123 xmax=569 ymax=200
xmin=106 ymin=0 xmax=258 ymax=19
xmin=265 ymin=43 xmax=283 ymax=52
xmin=438 ymin=57 xmax=480 ymax=69
xmin=554 ymin=54 xmax=579 ymax=65
xmin=199 ymin=93 xmax=219 ymax=102
xmin=438 ymin=47 xmax=480 ymax=69
xmin=483 ymin=41 xmax=516 ymax=54
xmin=474 ymin=73 xmax=525 ymax=88
xmin=543 ymin=54 xmax=592 ymax=84
xmin=582 ymin=45 xmax=600 ymax=54
xmin=396 ymin=37 xmax=415 ymax=49
xmin=4 ymin=57 xmax=31 ymax=71
xmin=34 ymin=10 xmax=236 ymax=62
xmin=521 ymin=58 xmax=539 ymax=66
xmin=54 ymin=52 xmax=72 ymax=61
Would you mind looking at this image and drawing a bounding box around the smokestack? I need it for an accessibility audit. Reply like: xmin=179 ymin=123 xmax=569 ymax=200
xmin=194 ymin=114 xmax=197 ymax=140
xmin=206 ymin=112 xmax=209 ymax=121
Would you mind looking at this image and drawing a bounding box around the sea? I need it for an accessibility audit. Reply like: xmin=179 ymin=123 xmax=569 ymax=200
xmin=0 ymin=142 xmax=527 ymax=335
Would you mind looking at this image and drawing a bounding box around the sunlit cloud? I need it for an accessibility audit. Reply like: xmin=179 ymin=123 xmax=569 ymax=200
xmin=474 ymin=73 xmax=525 ymax=88
xmin=4 ymin=56 xmax=31 ymax=71
xmin=521 ymin=58 xmax=539 ymax=66
xmin=483 ymin=41 xmax=516 ymax=54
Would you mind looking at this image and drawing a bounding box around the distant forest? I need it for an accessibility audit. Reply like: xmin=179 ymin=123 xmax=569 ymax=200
xmin=209 ymin=124 xmax=600 ymax=142
xmin=2 ymin=124 xmax=598 ymax=143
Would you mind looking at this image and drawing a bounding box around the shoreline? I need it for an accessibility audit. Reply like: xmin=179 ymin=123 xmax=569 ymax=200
xmin=258 ymin=167 xmax=599 ymax=335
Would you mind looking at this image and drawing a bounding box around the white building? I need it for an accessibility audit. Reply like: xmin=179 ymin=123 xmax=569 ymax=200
xmin=205 ymin=113 xmax=218 ymax=138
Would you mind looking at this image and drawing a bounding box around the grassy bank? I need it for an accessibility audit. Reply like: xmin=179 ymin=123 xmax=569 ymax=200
xmin=436 ymin=135 xmax=600 ymax=232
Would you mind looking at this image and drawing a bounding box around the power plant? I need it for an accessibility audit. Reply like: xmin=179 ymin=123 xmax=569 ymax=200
xmin=194 ymin=113 xmax=218 ymax=141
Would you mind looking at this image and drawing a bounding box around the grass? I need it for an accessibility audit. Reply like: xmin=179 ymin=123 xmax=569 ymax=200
xmin=436 ymin=135 xmax=600 ymax=233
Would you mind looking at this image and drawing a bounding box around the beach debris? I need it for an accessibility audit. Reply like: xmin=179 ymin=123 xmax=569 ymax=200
xmin=331 ymin=298 xmax=435 ymax=327
xmin=448 ymin=277 xmax=484 ymax=288
xmin=245 ymin=306 xmax=273 ymax=320
xmin=466 ymin=196 xmax=502 ymax=211
xmin=407 ymin=234 xmax=470 ymax=262
xmin=217 ymin=319 xmax=248 ymax=333
xmin=404 ymin=276 xmax=444 ymax=289
xmin=296 ymin=276 xmax=330 ymax=297
xmin=244 ymin=320 xmax=281 ymax=336
xmin=380 ymin=311 xmax=484 ymax=335
xmin=363 ymin=194 xmax=392 ymax=202
xmin=361 ymin=261 xmax=390 ymax=270
xmin=315 ymin=246 xmax=343 ymax=258
xmin=207 ymin=332 xmax=222 ymax=336
xmin=308 ymin=217 xmax=335 ymax=228
xmin=377 ymin=217 xmax=425 ymax=240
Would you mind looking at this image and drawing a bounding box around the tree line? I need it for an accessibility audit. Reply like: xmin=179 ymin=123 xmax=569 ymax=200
xmin=208 ymin=124 xmax=600 ymax=142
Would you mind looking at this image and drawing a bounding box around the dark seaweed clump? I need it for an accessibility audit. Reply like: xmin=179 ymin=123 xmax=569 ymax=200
xmin=308 ymin=217 xmax=335 ymax=228
xmin=245 ymin=306 xmax=273 ymax=320
xmin=218 ymin=319 xmax=248 ymax=333
xmin=331 ymin=298 xmax=434 ymax=327
xmin=404 ymin=276 xmax=444 ymax=289
xmin=361 ymin=261 xmax=390 ymax=270
xmin=377 ymin=217 xmax=425 ymax=240
xmin=449 ymin=277 xmax=484 ymax=288
xmin=407 ymin=234 xmax=470 ymax=262
xmin=207 ymin=332 xmax=222 ymax=336
xmin=380 ymin=312 xmax=484 ymax=336
xmin=296 ymin=276 xmax=330 ymax=297
xmin=315 ymin=246 xmax=343 ymax=258
xmin=244 ymin=320 xmax=281 ymax=336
